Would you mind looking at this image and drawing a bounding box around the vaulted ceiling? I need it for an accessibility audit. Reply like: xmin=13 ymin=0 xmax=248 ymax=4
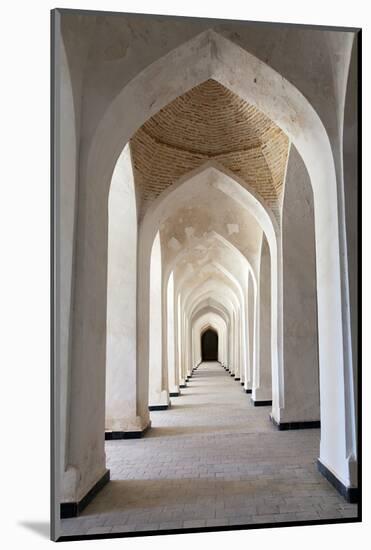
xmin=130 ymin=79 xmax=289 ymax=218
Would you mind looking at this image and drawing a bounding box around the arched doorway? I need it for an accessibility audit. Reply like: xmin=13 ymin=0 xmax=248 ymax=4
xmin=201 ymin=329 xmax=218 ymax=361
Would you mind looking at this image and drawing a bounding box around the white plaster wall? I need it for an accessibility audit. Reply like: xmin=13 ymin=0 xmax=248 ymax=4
xmin=57 ymin=30 xmax=78 ymax=500
xmin=56 ymin=14 xmax=102 ymax=504
xmin=341 ymin=38 xmax=358 ymax=485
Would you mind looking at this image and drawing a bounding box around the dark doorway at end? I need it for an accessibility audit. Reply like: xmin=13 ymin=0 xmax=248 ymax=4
xmin=201 ymin=329 xmax=218 ymax=361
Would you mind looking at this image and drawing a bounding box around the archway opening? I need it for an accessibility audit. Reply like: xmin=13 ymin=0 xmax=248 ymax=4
xmin=201 ymin=328 xmax=219 ymax=361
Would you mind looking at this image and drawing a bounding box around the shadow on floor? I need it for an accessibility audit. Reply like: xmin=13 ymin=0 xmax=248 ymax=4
xmin=166 ymin=402 xmax=223 ymax=410
xmin=145 ymin=425 xmax=245 ymax=437
xmin=80 ymin=475 xmax=344 ymax=516
xmin=18 ymin=521 xmax=49 ymax=539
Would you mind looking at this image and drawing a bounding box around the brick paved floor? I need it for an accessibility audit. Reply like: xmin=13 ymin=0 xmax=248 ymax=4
xmin=61 ymin=362 xmax=358 ymax=536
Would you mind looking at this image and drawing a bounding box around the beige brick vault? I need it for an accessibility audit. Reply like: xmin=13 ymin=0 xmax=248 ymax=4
xmin=61 ymin=363 xmax=357 ymax=536
xmin=130 ymin=79 xmax=289 ymax=217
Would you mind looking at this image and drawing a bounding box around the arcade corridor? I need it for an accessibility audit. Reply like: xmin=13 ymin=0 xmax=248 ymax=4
xmin=55 ymin=12 xmax=359 ymax=540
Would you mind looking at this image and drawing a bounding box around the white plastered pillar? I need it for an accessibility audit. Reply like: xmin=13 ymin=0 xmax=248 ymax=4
xmin=167 ymin=272 xmax=179 ymax=395
xmin=148 ymin=232 xmax=170 ymax=408
xmin=105 ymin=145 xmax=143 ymax=433
xmin=280 ymin=144 xmax=320 ymax=424
xmin=252 ymin=234 xmax=272 ymax=403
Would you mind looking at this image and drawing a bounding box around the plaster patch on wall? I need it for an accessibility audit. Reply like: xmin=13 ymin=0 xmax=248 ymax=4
xmin=168 ymin=237 xmax=181 ymax=251
xmin=227 ymin=224 xmax=239 ymax=235
xmin=185 ymin=226 xmax=195 ymax=239
xmin=184 ymin=263 xmax=194 ymax=277
xmin=197 ymin=256 xmax=210 ymax=266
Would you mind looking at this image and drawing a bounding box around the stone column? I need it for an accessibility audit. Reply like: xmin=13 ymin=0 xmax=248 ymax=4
xmin=105 ymin=146 xmax=145 ymax=436
xmin=252 ymin=234 xmax=272 ymax=405
xmin=148 ymin=232 xmax=170 ymax=410
xmin=244 ymin=272 xmax=255 ymax=392
xmin=278 ymin=145 xmax=319 ymax=427
xmin=167 ymin=273 xmax=179 ymax=396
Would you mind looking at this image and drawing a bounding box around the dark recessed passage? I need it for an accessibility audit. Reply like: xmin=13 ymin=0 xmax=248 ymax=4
xmin=201 ymin=328 xmax=218 ymax=361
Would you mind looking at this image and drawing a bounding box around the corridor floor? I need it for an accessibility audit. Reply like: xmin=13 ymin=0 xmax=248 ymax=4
xmin=61 ymin=362 xmax=358 ymax=536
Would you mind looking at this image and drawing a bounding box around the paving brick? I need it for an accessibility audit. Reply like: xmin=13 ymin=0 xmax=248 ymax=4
xmin=60 ymin=363 xmax=358 ymax=536
xmin=183 ymin=519 xmax=207 ymax=528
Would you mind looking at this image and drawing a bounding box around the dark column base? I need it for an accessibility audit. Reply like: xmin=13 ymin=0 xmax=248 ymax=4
xmin=60 ymin=470 xmax=110 ymax=518
xmin=234 ymin=377 xmax=241 ymax=381
xmin=240 ymin=382 xmax=244 ymax=386
xmin=245 ymin=388 xmax=252 ymax=394
xmin=148 ymin=403 xmax=170 ymax=411
xmin=169 ymin=392 xmax=180 ymax=397
xmin=317 ymin=459 xmax=359 ymax=503
xmin=105 ymin=424 xmax=150 ymax=440
xmin=230 ymin=373 xmax=235 ymax=377
xmin=251 ymin=399 xmax=272 ymax=407
xmin=270 ymin=415 xmax=320 ymax=430
xmin=179 ymin=384 xmax=187 ymax=388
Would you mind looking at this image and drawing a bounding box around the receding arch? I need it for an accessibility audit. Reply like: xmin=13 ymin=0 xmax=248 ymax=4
xmin=140 ymin=163 xmax=280 ymax=416
xmin=155 ymin=167 xmax=267 ymax=390
xmin=193 ymin=313 xmax=228 ymax=367
xmin=185 ymin=283 xmax=241 ymax=377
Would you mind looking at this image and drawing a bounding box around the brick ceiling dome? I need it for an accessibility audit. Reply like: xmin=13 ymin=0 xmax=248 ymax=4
xmin=130 ymin=79 xmax=289 ymax=217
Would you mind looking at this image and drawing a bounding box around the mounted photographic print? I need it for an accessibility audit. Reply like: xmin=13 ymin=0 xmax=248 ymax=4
xmin=51 ymin=7 xmax=361 ymax=542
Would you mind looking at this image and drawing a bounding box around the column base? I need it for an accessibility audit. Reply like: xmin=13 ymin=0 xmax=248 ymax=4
xmin=169 ymin=391 xmax=180 ymax=397
xmin=270 ymin=414 xmax=320 ymax=430
xmin=60 ymin=470 xmax=110 ymax=518
xmin=245 ymin=388 xmax=252 ymax=394
xmin=149 ymin=403 xmax=171 ymax=411
xmin=251 ymin=398 xmax=272 ymax=406
xmin=105 ymin=423 xmax=150 ymax=440
xmin=179 ymin=383 xmax=187 ymax=388
xmin=317 ymin=459 xmax=359 ymax=503
xmin=234 ymin=377 xmax=241 ymax=381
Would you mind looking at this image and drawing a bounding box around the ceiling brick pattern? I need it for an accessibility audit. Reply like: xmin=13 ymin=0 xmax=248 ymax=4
xmin=130 ymin=80 xmax=289 ymax=218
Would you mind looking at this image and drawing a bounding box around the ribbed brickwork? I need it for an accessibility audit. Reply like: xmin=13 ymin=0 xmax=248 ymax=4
xmin=130 ymin=80 xmax=289 ymax=216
